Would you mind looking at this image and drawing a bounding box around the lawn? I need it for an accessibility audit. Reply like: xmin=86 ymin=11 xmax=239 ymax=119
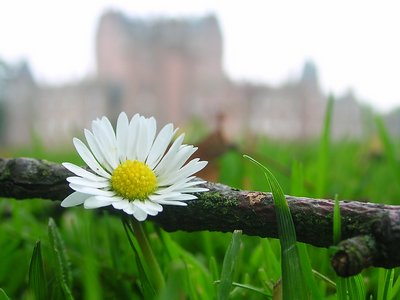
xmin=1 ymin=112 xmax=399 ymax=299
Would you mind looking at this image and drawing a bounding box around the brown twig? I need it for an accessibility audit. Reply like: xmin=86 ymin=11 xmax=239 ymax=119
xmin=1 ymin=157 xmax=399 ymax=277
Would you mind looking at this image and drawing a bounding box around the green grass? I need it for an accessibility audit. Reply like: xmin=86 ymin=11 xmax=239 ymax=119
xmin=1 ymin=108 xmax=400 ymax=299
xmin=245 ymin=155 xmax=321 ymax=299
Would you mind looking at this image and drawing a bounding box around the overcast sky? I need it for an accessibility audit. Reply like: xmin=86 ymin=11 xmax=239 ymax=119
xmin=0 ymin=0 xmax=399 ymax=112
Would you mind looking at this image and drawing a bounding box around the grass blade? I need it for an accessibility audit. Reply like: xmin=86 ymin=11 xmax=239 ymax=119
xmin=0 ymin=289 xmax=10 ymax=300
xmin=316 ymin=95 xmax=333 ymax=198
xmin=245 ymin=155 xmax=312 ymax=299
xmin=209 ymin=256 xmax=219 ymax=296
xmin=390 ymin=270 xmax=400 ymax=299
xmin=122 ymin=219 xmax=156 ymax=298
xmin=219 ymin=149 xmax=244 ymax=189
xmin=28 ymin=241 xmax=48 ymax=300
xmin=375 ymin=116 xmax=400 ymax=182
xmin=333 ymin=194 xmax=341 ymax=245
xmin=215 ymin=280 xmax=271 ymax=297
xmin=291 ymin=161 xmax=323 ymax=298
xmin=377 ymin=268 xmax=395 ymax=300
xmin=297 ymin=243 xmax=323 ymax=299
xmin=383 ymin=269 xmax=394 ymax=300
xmin=336 ymin=278 xmax=347 ymax=300
xmin=290 ymin=160 xmax=304 ymax=196
xmin=48 ymin=218 xmax=74 ymax=300
xmin=218 ymin=230 xmax=242 ymax=300
xmin=333 ymin=196 xmax=365 ymax=299
xmin=346 ymin=275 xmax=365 ymax=299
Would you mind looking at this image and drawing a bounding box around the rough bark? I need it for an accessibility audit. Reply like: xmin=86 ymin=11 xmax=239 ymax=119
xmin=1 ymin=157 xmax=400 ymax=277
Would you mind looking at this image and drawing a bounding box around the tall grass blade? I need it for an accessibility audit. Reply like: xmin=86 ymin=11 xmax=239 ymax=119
xmin=209 ymin=256 xmax=219 ymax=296
xmin=377 ymin=268 xmax=395 ymax=300
xmin=82 ymin=248 xmax=101 ymax=300
xmin=160 ymin=230 xmax=210 ymax=277
xmin=218 ymin=230 xmax=242 ymax=300
xmin=333 ymin=194 xmax=341 ymax=245
xmin=333 ymin=196 xmax=365 ymax=299
xmin=375 ymin=116 xmax=400 ymax=182
xmin=209 ymin=256 xmax=219 ymax=282
xmin=316 ymin=95 xmax=334 ymax=197
xmin=184 ymin=262 xmax=200 ymax=300
xmin=160 ymin=231 xmax=212 ymax=300
xmin=390 ymin=271 xmax=400 ymax=299
xmin=48 ymin=218 xmax=74 ymax=300
xmin=260 ymin=238 xmax=280 ymax=280
xmin=297 ymin=243 xmax=323 ymax=299
xmin=291 ymin=160 xmax=322 ymax=298
xmin=290 ymin=160 xmax=304 ymax=196
xmin=347 ymin=275 xmax=365 ymax=299
xmin=215 ymin=280 xmax=272 ymax=297
xmin=28 ymin=241 xmax=48 ymax=300
xmin=244 ymin=155 xmax=312 ymax=299
xmin=122 ymin=219 xmax=156 ymax=298
xmin=219 ymin=149 xmax=244 ymax=189
xmin=383 ymin=269 xmax=394 ymax=300
xmin=336 ymin=278 xmax=347 ymax=300
xmin=0 ymin=289 xmax=10 ymax=300
xmin=337 ymin=276 xmax=366 ymax=300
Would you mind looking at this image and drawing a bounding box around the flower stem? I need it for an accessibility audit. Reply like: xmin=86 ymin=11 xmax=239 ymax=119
xmin=129 ymin=219 xmax=165 ymax=291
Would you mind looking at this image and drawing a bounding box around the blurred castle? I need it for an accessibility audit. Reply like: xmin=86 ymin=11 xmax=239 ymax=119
xmin=0 ymin=10 xmax=386 ymax=148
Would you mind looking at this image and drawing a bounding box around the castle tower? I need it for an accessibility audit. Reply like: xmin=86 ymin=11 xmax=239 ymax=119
xmin=96 ymin=11 xmax=226 ymax=126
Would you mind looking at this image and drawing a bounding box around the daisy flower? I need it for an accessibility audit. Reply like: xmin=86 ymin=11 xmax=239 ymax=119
xmin=61 ymin=112 xmax=208 ymax=221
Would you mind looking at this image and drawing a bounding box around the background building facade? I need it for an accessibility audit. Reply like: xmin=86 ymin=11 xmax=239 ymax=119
xmin=0 ymin=10 xmax=387 ymax=148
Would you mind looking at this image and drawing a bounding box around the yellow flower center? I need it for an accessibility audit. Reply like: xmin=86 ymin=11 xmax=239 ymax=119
xmin=111 ymin=160 xmax=157 ymax=200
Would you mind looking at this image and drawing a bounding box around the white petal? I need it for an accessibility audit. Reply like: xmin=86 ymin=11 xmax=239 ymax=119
xmin=144 ymin=200 xmax=163 ymax=212
xmin=84 ymin=196 xmax=115 ymax=209
xmin=67 ymin=176 xmax=110 ymax=189
xmin=157 ymin=145 xmax=197 ymax=181
xmin=130 ymin=203 xmax=148 ymax=221
xmin=146 ymin=123 xmax=175 ymax=168
xmin=116 ymin=112 xmax=129 ymax=162
xmin=126 ymin=114 xmax=140 ymax=160
xmin=150 ymin=198 xmax=188 ymax=206
xmin=170 ymin=194 xmax=198 ymax=201
xmin=111 ymin=198 xmax=152 ymax=220
xmin=155 ymin=176 xmax=196 ymax=194
xmin=84 ymin=129 xmax=113 ymax=173
xmin=61 ymin=192 xmax=88 ymax=207
xmin=154 ymin=133 xmax=185 ymax=175
xmin=101 ymin=116 xmax=117 ymax=144
xmin=112 ymin=199 xmax=130 ymax=210
xmin=148 ymin=192 xmax=182 ymax=201
xmin=171 ymin=180 xmax=208 ymax=193
xmin=157 ymin=177 xmax=208 ymax=193
xmin=145 ymin=117 xmax=157 ymax=157
xmin=136 ymin=116 xmax=155 ymax=162
xmin=69 ymin=183 xmax=115 ymax=197
xmin=73 ymin=138 xmax=111 ymax=178
xmin=155 ymin=179 xmax=208 ymax=195
xmin=175 ymin=179 xmax=207 ymax=188
xmin=156 ymin=193 xmax=197 ymax=201
xmin=133 ymin=200 xmax=162 ymax=216
xmin=62 ymin=163 xmax=107 ymax=182
xmin=92 ymin=120 xmax=119 ymax=169
xmin=178 ymin=187 xmax=209 ymax=193
xmin=121 ymin=202 xmax=135 ymax=214
xmin=158 ymin=159 xmax=207 ymax=186
xmin=172 ymin=146 xmax=198 ymax=170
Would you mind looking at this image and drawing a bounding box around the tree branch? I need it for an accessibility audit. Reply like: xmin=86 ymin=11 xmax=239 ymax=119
xmin=1 ymin=157 xmax=399 ymax=277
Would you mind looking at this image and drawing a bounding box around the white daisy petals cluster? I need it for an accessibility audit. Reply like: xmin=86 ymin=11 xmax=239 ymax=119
xmin=61 ymin=112 xmax=208 ymax=221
